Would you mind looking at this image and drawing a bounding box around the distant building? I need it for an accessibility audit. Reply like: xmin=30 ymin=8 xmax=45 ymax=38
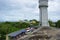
xmin=6 ymin=29 xmax=26 ymax=40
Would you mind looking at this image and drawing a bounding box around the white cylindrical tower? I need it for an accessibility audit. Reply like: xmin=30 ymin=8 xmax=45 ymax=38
xmin=39 ymin=0 xmax=49 ymax=27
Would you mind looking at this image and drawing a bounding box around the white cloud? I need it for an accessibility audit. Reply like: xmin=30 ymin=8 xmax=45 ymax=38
xmin=0 ymin=0 xmax=60 ymax=21
xmin=48 ymin=0 xmax=60 ymax=21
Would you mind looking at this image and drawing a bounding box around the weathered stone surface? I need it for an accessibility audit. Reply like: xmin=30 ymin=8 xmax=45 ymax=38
xmin=19 ymin=27 xmax=60 ymax=40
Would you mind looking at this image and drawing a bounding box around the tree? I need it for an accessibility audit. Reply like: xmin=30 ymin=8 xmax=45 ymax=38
xmin=0 ymin=22 xmax=20 ymax=40
xmin=29 ymin=19 xmax=39 ymax=26
xmin=55 ymin=20 xmax=60 ymax=28
xmin=48 ymin=20 xmax=55 ymax=27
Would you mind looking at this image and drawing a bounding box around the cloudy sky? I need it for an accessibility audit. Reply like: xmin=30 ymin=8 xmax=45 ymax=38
xmin=0 ymin=0 xmax=60 ymax=22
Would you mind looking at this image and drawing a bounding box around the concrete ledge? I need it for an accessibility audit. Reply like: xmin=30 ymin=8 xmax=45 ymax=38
xmin=39 ymin=5 xmax=48 ymax=8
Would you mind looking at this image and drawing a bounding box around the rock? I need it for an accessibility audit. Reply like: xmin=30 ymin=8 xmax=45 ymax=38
xmin=19 ymin=27 xmax=60 ymax=40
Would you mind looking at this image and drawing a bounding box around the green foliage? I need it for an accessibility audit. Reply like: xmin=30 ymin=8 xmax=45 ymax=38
xmin=29 ymin=19 xmax=39 ymax=26
xmin=20 ymin=22 xmax=30 ymax=28
xmin=0 ymin=22 xmax=20 ymax=40
xmin=55 ymin=20 xmax=60 ymax=28
xmin=0 ymin=20 xmax=39 ymax=40
xmin=48 ymin=20 xmax=60 ymax=28
xmin=0 ymin=19 xmax=60 ymax=40
xmin=48 ymin=20 xmax=55 ymax=27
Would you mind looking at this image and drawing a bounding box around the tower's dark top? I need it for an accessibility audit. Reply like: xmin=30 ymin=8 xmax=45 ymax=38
xmin=39 ymin=0 xmax=48 ymax=2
